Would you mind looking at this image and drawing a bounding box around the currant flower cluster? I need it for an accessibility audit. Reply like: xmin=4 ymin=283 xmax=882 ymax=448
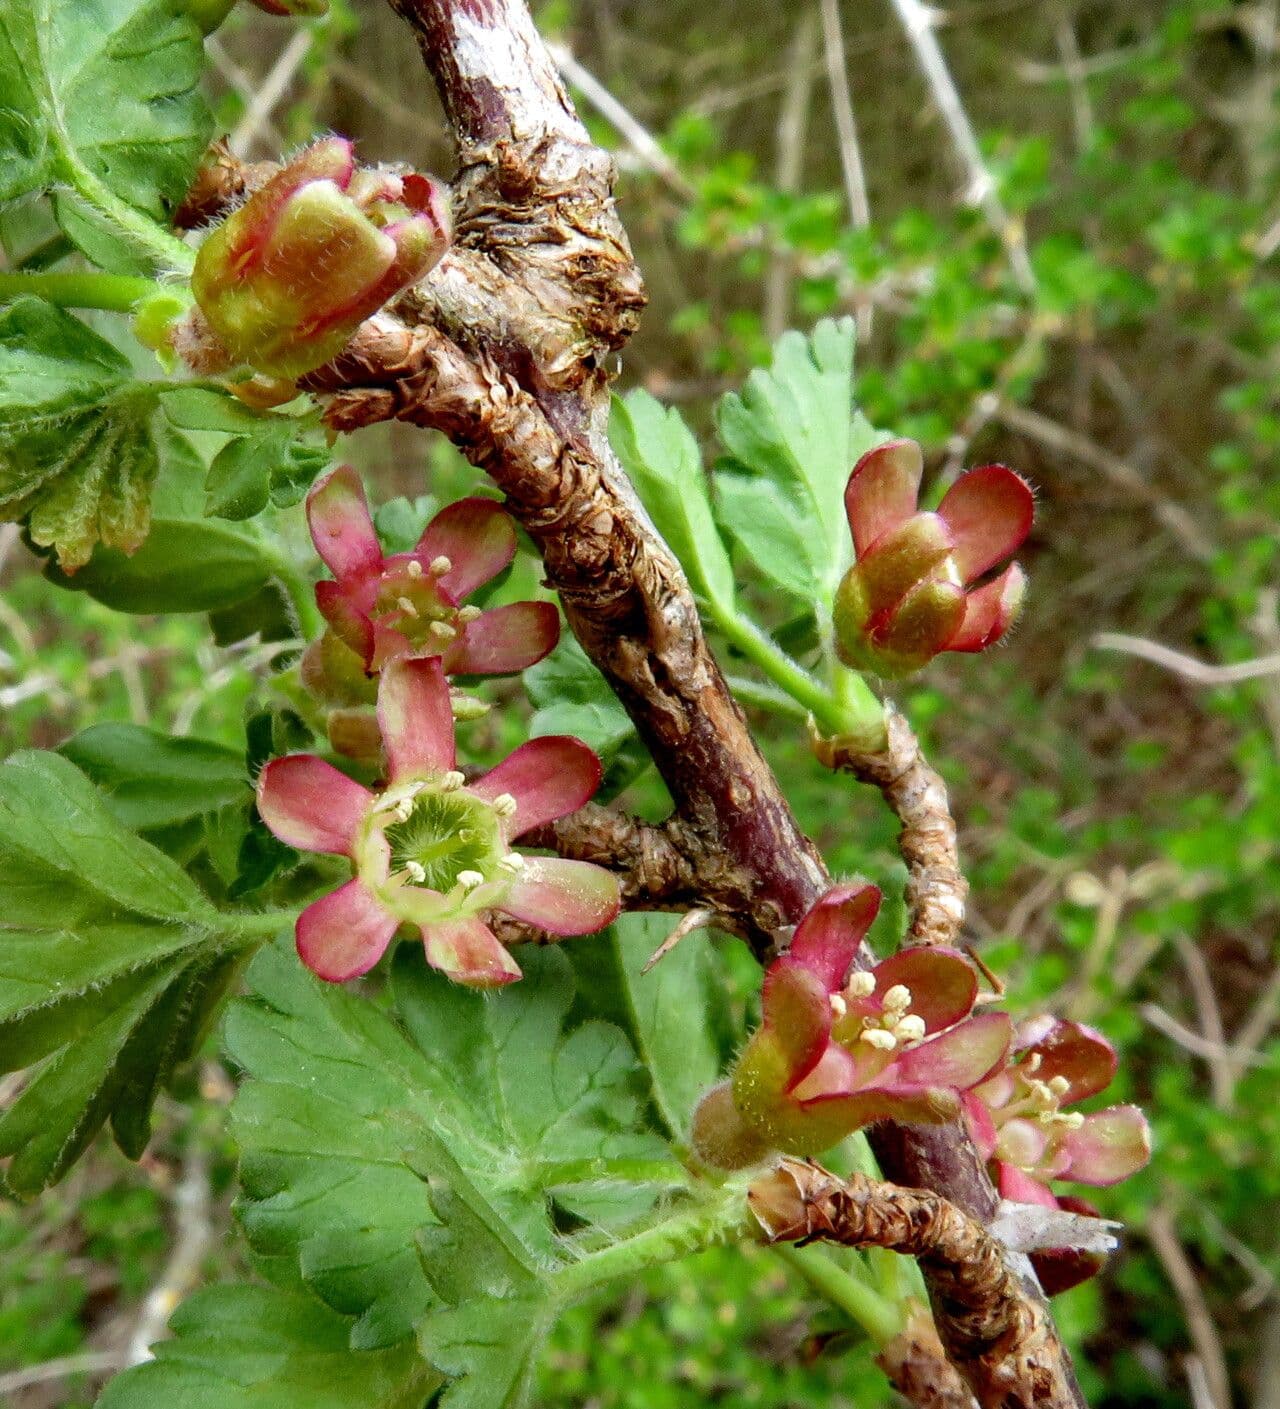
xmin=256 ymin=466 xmax=618 ymax=987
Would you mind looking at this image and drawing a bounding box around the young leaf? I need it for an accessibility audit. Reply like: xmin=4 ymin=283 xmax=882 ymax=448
xmin=96 ymin=1284 xmax=440 ymax=1409
xmin=0 ymin=752 xmax=274 ymax=1195
xmin=568 ymin=915 xmax=726 ymax=1144
xmin=225 ymin=942 xmax=683 ymax=1351
xmin=525 ymin=635 xmax=636 ymax=756
xmin=0 ymin=0 xmax=212 ymax=263
xmin=610 ymin=390 xmax=736 ymax=619
xmin=714 ymin=317 xmax=885 ymax=609
xmin=60 ymin=723 xmax=249 ymax=831
xmin=0 ymin=297 xmax=166 ymax=568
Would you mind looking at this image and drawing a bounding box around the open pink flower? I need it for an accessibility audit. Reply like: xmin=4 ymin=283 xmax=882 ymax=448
xmin=257 ymin=657 xmax=620 ymax=986
xmin=965 ymin=1017 xmax=1151 ymax=1293
xmin=834 ymin=439 xmax=1033 ymax=676
xmin=712 ymin=885 xmax=1011 ymax=1158
xmin=307 ymin=465 xmax=559 ymax=677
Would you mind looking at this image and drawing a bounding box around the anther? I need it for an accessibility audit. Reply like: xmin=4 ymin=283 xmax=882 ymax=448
xmin=845 ymin=972 xmax=876 ymax=999
xmin=830 ymin=993 xmax=848 ymax=1019
xmin=458 ymin=605 xmax=482 ymax=623
xmin=397 ymin=596 xmax=419 ymax=618
xmin=860 ymin=1028 xmax=897 ymax=1051
xmin=457 ymin=869 xmax=485 ymax=890
xmin=430 ymin=555 xmax=453 ymax=576
xmin=406 ymin=559 xmax=424 ymax=578
xmin=1047 ymin=1075 xmax=1070 ymax=1096
xmin=440 ymin=770 xmax=466 ymax=791
xmin=882 ymin=984 xmax=912 ymax=1014
xmin=491 ymin=793 xmax=518 ymax=818
xmin=893 ymin=1014 xmax=926 ymax=1043
xmin=403 ymin=861 xmax=426 ymax=884
xmin=428 ymin=621 xmax=457 ymax=641
xmin=498 ymin=853 xmax=526 ymax=874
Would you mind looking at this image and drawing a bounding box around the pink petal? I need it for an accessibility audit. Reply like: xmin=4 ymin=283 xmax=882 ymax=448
xmin=1059 ymin=1106 xmax=1151 ymax=1186
xmin=1020 ymin=1018 xmax=1117 ymax=1104
xmin=845 ymin=439 xmax=924 ymax=557
xmin=257 ymin=755 xmax=372 ymax=855
xmin=869 ymin=947 xmax=978 ymax=1032
xmin=936 ymin=465 xmax=1034 ymax=584
xmin=307 ymin=465 xmax=384 ymax=583
xmin=946 ymin=564 xmax=1026 ymax=653
xmin=498 ymin=857 xmax=620 ymax=936
xmin=443 ymin=601 xmax=560 ymax=676
xmin=416 ymin=497 xmax=516 ymax=600
xmin=789 ymin=1040 xmax=859 ymax=1102
xmin=963 ymin=1091 xmax=999 ymax=1160
xmin=888 ymin=1012 xmax=1012 ymax=1092
xmin=997 ymin=1161 xmax=1059 ymax=1208
xmin=296 ymin=878 xmax=398 ymax=981
xmin=801 ymin=1084 xmax=961 ymax=1134
xmin=469 ymin=736 xmax=602 ymax=837
xmin=377 ymin=657 xmax=456 ymax=781
xmin=788 ymin=884 xmax=882 ymax=991
xmin=315 ymin=581 xmax=377 ymax=667
xmin=762 ymin=960 xmax=835 ymax=1081
xmin=422 ymin=916 xmax=521 ymax=988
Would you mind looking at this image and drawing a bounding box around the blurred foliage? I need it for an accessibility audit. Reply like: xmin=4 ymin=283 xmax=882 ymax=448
xmin=4 ymin=0 xmax=1280 ymax=1404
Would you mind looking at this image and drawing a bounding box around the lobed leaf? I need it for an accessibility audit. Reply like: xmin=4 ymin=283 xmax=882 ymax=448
xmin=0 ymin=751 xmax=272 ymax=1194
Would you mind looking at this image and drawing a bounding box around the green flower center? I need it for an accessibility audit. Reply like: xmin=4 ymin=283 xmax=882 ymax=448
xmin=382 ymin=789 xmax=504 ymax=893
xmin=373 ymin=566 xmax=472 ymax=651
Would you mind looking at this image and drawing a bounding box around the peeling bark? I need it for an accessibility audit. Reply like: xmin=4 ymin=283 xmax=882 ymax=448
xmin=752 ymin=1160 xmax=1081 ymax=1409
xmin=812 ymin=706 xmax=968 ymax=948
xmin=289 ymin=1 xmax=1087 ymax=1401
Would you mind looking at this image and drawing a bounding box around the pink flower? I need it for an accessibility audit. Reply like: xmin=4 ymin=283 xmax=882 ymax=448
xmin=256 ymin=657 xmax=620 ymax=986
xmin=834 ymin=439 xmax=1033 ymax=676
xmin=306 ymin=465 xmax=560 ymax=677
xmin=184 ymin=137 xmax=449 ymax=380
xmin=714 ymin=886 xmax=1011 ymax=1158
xmin=965 ymin=1017 xmax=1151 ymax=1293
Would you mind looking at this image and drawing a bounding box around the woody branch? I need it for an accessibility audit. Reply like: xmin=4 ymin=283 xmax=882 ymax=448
xmin=293 ymin=0 xmax=1086 ymax=1400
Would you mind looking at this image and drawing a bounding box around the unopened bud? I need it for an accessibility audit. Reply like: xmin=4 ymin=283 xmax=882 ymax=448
xmin=691 ymin=1082 xmax=772 ymax=1171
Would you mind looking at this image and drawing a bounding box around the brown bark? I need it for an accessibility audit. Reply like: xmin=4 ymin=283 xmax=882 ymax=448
xmin=290 ymin=1 xmax=1086 ymax=1400
xmin=752 ymin=1160 xmax=1079 ymax=1409
xmin=813 ymin=706 xmax=968 ymax=949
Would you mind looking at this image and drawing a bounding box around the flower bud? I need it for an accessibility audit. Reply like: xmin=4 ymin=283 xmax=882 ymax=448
xmin=691 ymin=1082 xmax=772 ymax=1170
xmin=835 ymin=439 xmax=1033 ymax=677
xmin=183 ymin=137 xmax=450 ymax=381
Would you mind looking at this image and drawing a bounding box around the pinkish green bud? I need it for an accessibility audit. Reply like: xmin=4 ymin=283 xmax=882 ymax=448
xmin=835 ymin=440 xmax=1034 ymax=677
xmin=250 ymin=0 xmax=328 ymax=15
xmin=183 ymin=138 xmax=450 ymax=381
xmin=691 ymin=1082 xmax=772 ymax=1170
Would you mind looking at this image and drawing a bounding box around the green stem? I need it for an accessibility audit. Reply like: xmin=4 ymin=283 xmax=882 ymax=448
xmin=266 ymin=549 xmax=323 ymax=640
xmin=725 ymin=674 xmax=811 ymax=722
xmin=227 ymin=910 xmax=296 ymax=937
xmin=774 ymin=1243 xmax=903 ymax=1348
xmin=536 ymin=1157 xmax=691 ymax=1187
xmin=54 ymin=152 xmax=194 ymax=272
xmin=714 ymin=613 xmax=847 ymax=732
xmin=553 ymin=1191 xmax=750 ymax=1304
xmin=0 ymin=270 xmax=163 ymax=313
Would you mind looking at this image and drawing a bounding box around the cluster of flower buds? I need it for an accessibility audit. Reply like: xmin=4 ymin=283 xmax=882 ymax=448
xmin=692 ymin=885 xmax=1012 ymax=1167
xmin=834 ymin=439 xmax=1034 ymax=677
xmin=258 ymin=657 xmax=620 ymax=986
xmin=300 ymin=465 xmax=560 ymax=756
xmin=175 ymin=137 xmax=449 ymax=385
xmin=964 ymin=1016 xmax=1151 ymax=1292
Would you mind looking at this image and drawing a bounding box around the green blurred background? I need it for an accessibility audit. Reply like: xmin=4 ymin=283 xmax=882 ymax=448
xmin=3 ymin=0 xmax=1279 ymax=1404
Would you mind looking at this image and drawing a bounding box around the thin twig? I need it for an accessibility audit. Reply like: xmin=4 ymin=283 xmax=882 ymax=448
xmin=1091 ymin=632 xmax=1280 ymax=687
xmin=818 ymin=0 xmax=872 ymax=343
xmin=1147 ymin=1203 xmax=1231 ymax=1409
xmin=887 ymin=0 xmax=1036 ymax=293
xmin=0 ymin=1352 xmax=128 ymax=1395
xmin=228 ymin=26 xmax=314 ymax=157
xmin=126 ymin=1147 xmax=212 ymax=1365
xmin=995 ymin=401 xmax=1215 ymax=560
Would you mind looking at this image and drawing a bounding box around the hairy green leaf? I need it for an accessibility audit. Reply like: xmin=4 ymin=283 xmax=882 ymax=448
xmin=0 ymin=752 xmax=273 ymax=1194
xmin=96 ymin=1284 xmax=439 ymax=1409
xmin=225 ymin=941 xmax=684 ymax=1358
xmin=60 ymin=723 xmax=249 ymax=831
xmin=0 ymin=297 xmax=167 ymax=568
xmin=714 ymin=317 xmax=884 ymax=609
xmin=610 ymin=390 xmax=736 ymax=618
xmin=0 ymin=0 xmax=211 ymax=263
